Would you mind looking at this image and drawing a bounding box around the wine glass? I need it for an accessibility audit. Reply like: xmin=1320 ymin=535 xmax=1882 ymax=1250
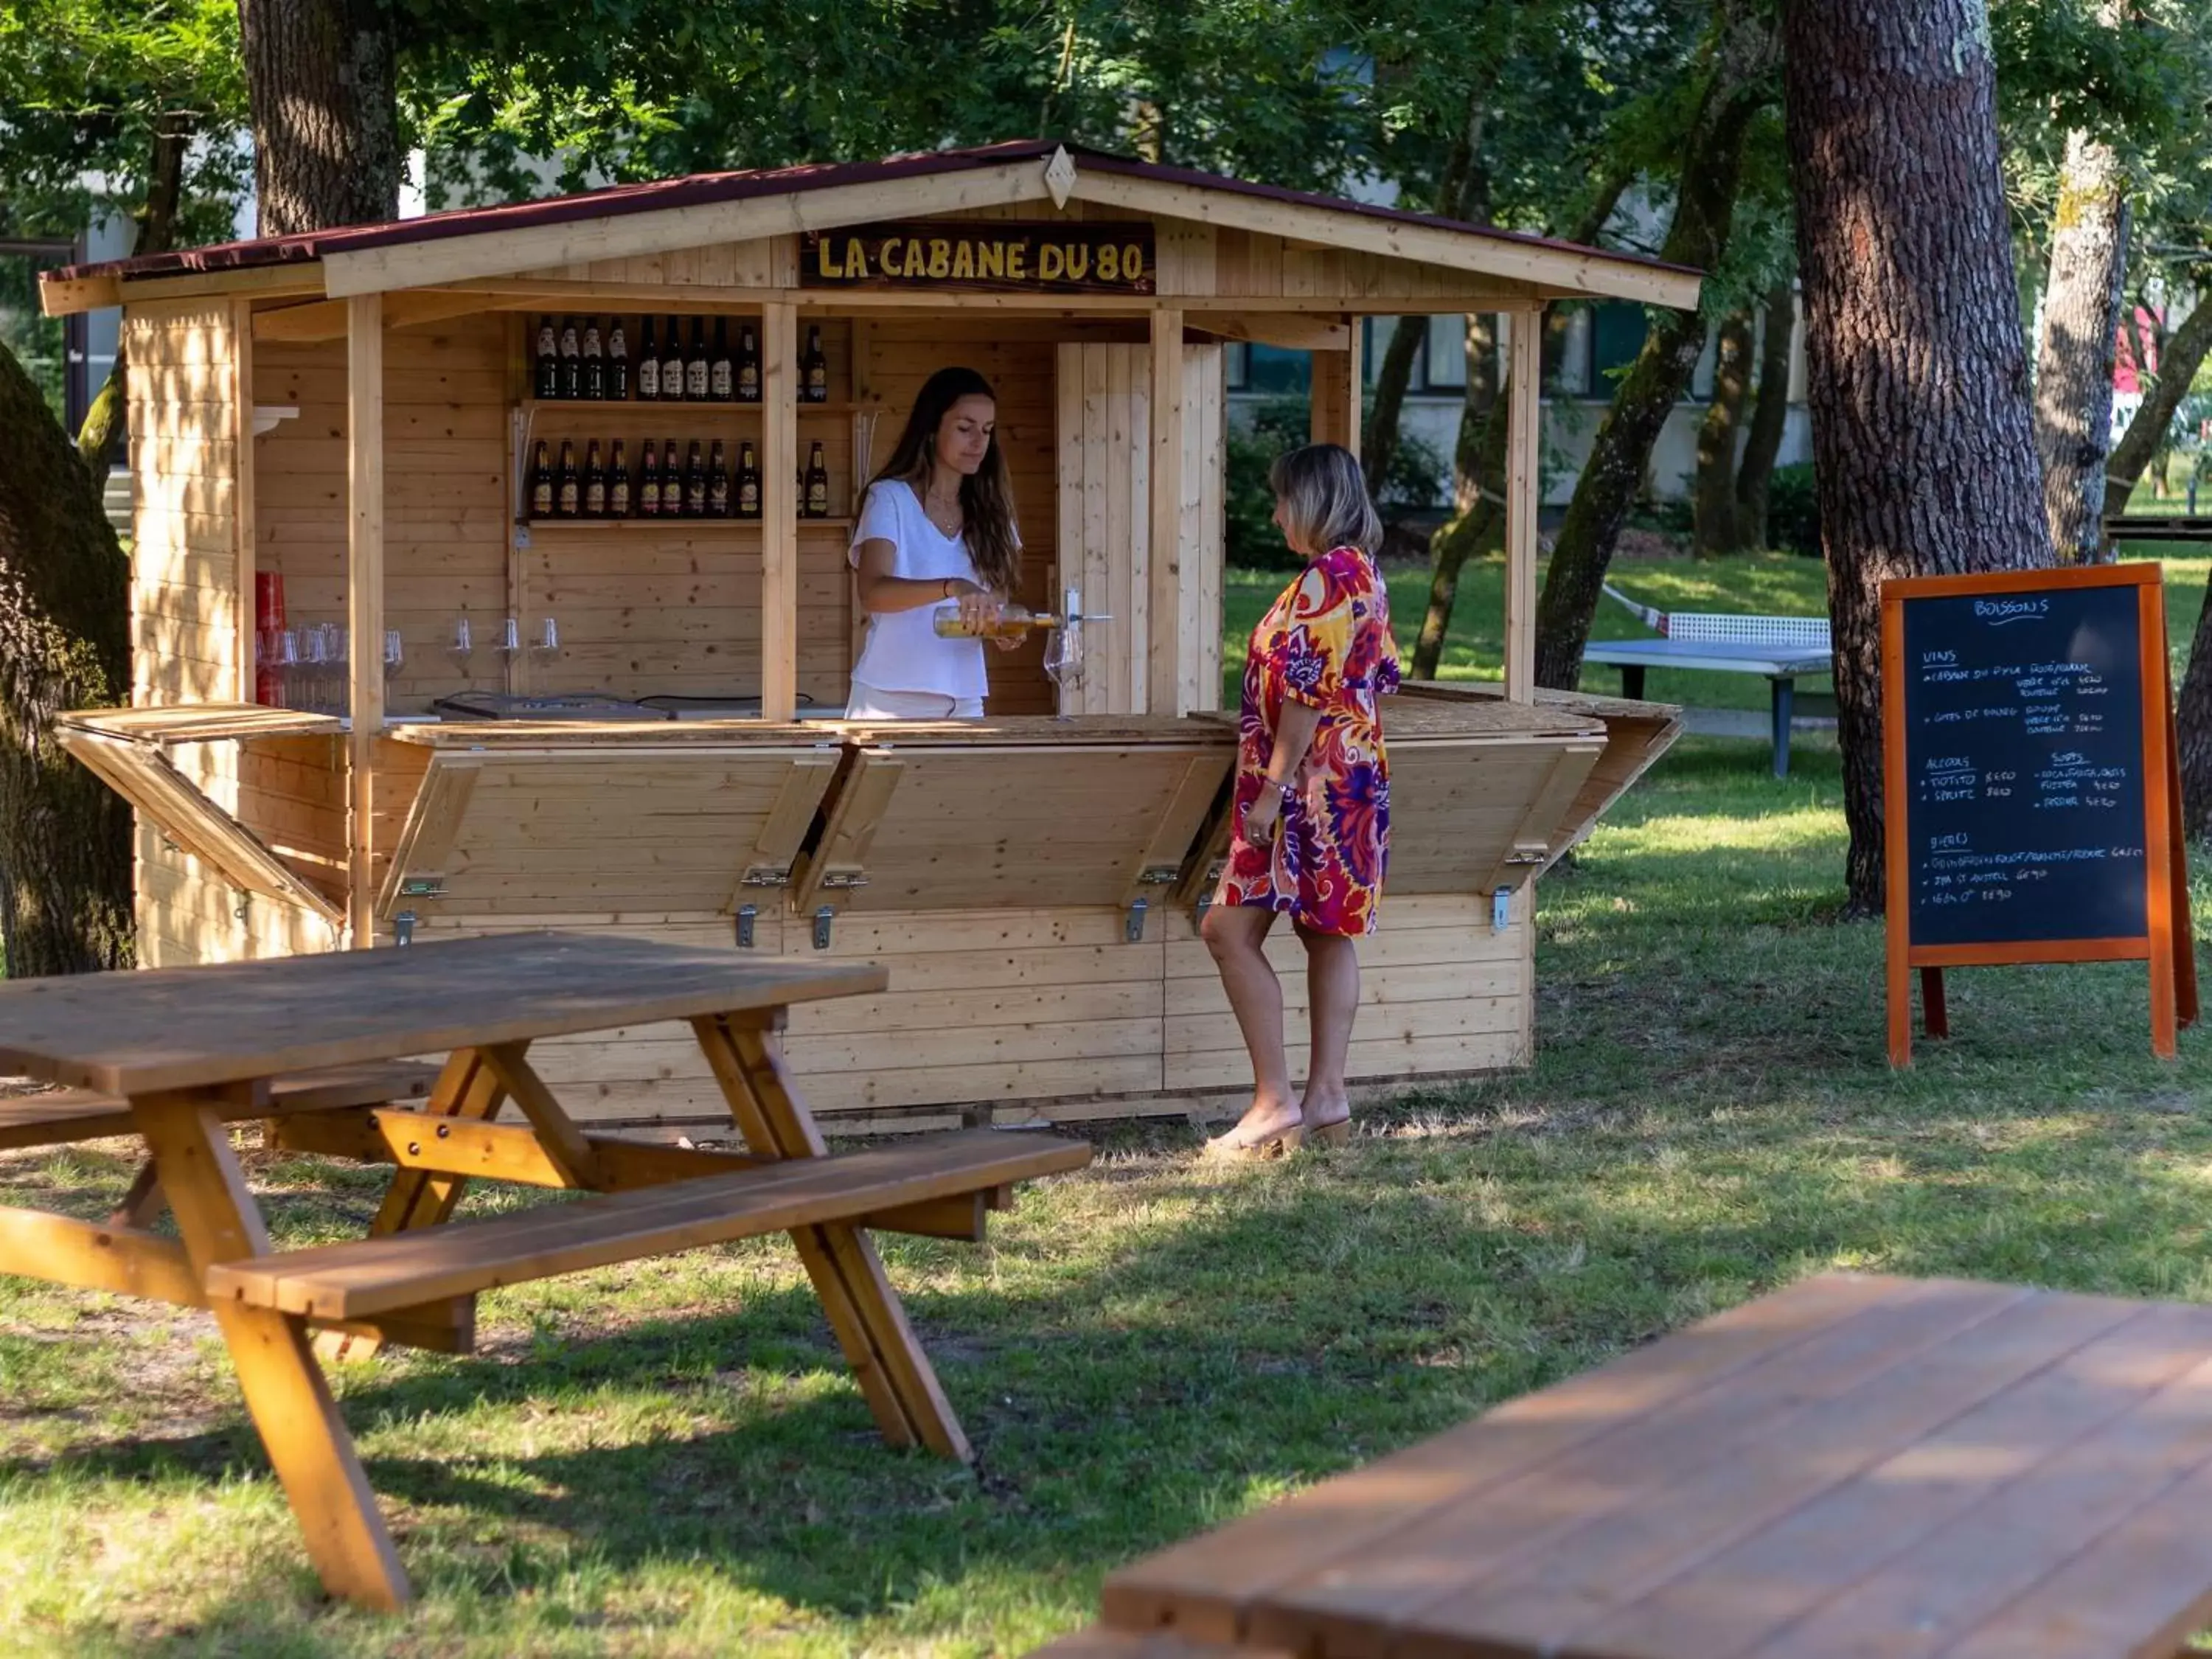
xmin=532 ymin=616 xmax=560 ymax=664
xmin=449 ymin=615 xmax=474 ymax=684
xmin=1043 ymin=622 xmax=1082 ymax=718
xmin=274 ymin=628 xmax=302 ymax=709
xmin=383 ymin=629 xmax=404 ymax=684
xmin=302 ymin=625 xmax=331 ymax=715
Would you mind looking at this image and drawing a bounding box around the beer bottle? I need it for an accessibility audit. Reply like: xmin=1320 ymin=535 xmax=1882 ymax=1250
xmin=661 ymin=437 xmax=682 ymax=515
xmin=534 ymin=317 xmax=559 ymax=400
xmin=804 ymin=441 xmax=831 ymax=518
xmin=660 ymin=319 xmax=686 ymax=403
xmin=737 ymin=324 xmax=760 ymax=403
xmin=801 ymin=324 xmax=828 ymax=403
xmin=529 ymin=439 xmax=554 ymax=519
xmin=582 ymin=316 xmax=605 ymax=400
xmin=932 ymin=602 xmax=1062 ymax=641
xmin=609 ymin=439 xmax=632 ymax=517
xmin=556 ymin=439 xmax=580 ymax=518
xmin=737 ymin=441 xmax=761 ymax=519
xmin=608 ymin=317 xmax=630 ymax=401
xmin=583 ymin=439 xmax=607 ymax=518
xmin=708 ymin=439 xmax=731 ymax=517
xmin=639 ymin=441 xmax=661 ymax=518
xmin=709 ymin=319 xmax=734 ymax=402
xmin=685 ymin=439 xmax=708 ymax=518
xmin=685 ymin=319 xmax=710 ymax=401
xmin=637 ymin=318 xmax=660 ymax=402
xmin=558 ymin=316 xmax=581 ymax=400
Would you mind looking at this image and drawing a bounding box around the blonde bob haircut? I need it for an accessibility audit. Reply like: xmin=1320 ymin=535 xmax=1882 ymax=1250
xmin=1268 ymin=442 xmax=1385 ymax=559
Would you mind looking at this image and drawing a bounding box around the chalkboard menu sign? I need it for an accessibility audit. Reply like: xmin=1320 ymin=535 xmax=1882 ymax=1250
xmin=1881 ymin=564 xmax=2195 ymax=1064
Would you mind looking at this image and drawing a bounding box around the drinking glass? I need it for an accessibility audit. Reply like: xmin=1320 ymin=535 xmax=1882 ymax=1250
xmin=1043 ymin=623 xmax=1082 ymax=718
xmin=383 ymin=629 xmax=404 ymax=684
xmin=449 ymin=615 xmax=474 ymax=684
xmin=302 ymin=625 xmax=331 ymax=715
xmin=275 ymin=628 xmax=302 ymax=709
xmin=532 ymin=616 xmax=560 ymax=662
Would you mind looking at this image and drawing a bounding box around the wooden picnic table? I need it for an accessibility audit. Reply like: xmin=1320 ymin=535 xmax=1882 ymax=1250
xmin=0 ymin=932 xmax=1091 ymax=1611
xmin=1058 ymin=1272 xmax=2212 ymax=1659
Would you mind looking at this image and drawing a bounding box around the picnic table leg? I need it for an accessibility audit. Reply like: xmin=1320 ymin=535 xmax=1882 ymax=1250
xmin=691 ymin=1011 xmax=974 ymax=1463
xmin=1619 ymin=664 xmax=1646 ymax=700
xmin=132 ymin=1088 xmax=409 ymax=1610
xmin=1770 ymin=676 xmax=1795 ymax=779
xmin=317 ymin=1047 xmax=507 ymax=1364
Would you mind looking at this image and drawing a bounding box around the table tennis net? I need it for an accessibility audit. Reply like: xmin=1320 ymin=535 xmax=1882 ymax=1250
xmin=1601 ymin=584 xmax=1832 ymax=651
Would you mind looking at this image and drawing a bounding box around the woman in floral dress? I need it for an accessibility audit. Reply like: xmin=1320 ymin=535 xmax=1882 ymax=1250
xmin=1201 ymin=442 xmax=1400 ymax=1158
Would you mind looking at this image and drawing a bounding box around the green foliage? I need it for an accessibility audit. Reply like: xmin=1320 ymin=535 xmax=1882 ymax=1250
xmin=1227 ymin=396 xmax=1447 ymax=571
xmin=0 ymin=259 xmax=66 ymax=422
xmin=1766 ymin=462 xmax=1822 ymax=558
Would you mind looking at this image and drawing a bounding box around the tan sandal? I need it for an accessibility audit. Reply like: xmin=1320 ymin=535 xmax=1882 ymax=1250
xmin=1202 ymin=1117 xmax=1310 ymax=1161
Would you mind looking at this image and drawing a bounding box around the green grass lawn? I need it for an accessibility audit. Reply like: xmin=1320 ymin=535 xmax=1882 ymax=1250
xmin=8 ymin=552 xmax=2212 ymax=1653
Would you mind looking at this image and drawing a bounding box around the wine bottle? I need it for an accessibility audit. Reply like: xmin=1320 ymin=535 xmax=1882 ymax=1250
xmin=558 ymin=316 xmax=581 ymax=400
xmin=685 ymin=319 xmax=710 ymax=401
xmin=582 ymin=317 xmax=605 ymax=401
xmin=534 ymin=317 xmax=559 ymax=400
xmin=639 ymin=440 xmax=661 ymax=518
xmin=660 ymin=318 xmax=686 ymax=403
xmin=804 ymin=440 xmax=830 ymax=518
xmin=582 ymin=439 xmax=606 ymax=517
xmin=931 ymin=602 xmax=1061 ymax=640
xmin=608 ymin=439 xmax=632 ymax=517
xmin=801 ymin=324 xmax=828 ymax=403
xmin=661 ymin=437 xmax=682 ymax=515
xmin=737 ymin=323 xmax=760 ymax=403
xmin=708 ymin=439 xmax=731 ymax=517
xmin=737 ymin=441 xmax=761 ymax=520
xmin=556 ymin=439 xmax=580 ymax=518
xmin=529 ymin=439 xmax=553 ymax=519
xmin=608 ymin=318 xmax=630 ymax=401
xmin=685 ymin=439 xmax=707 ymax=518
xmin=637 ymin=318 xmax=660 ymax=401
xmin=709 ymin=319 xmax=734 ymax=402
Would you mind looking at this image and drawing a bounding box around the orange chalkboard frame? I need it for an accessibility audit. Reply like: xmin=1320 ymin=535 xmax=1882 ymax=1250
xmin=1881 ymin=563 xmax=2197 ymax=1065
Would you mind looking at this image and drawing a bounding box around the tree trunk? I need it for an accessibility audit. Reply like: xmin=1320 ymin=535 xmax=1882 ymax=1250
xmin=1411 ymin=171 xmax=1630 ymax=680
xmin=0 ymin=341 xmax=135 ymax=975
xmin=1692 ymin=309 xmax=1755 ymax=554
xmin=2108 ymin=285 xmax=2212 ymax=516
xmin=1534 ymin=10 xmax=1777 ymax=690
xmin=1363 ymin=92 xmax=1489 ymax=492
xmin=2177 ymin=578 xmax=2212 ymax=841
xmin=1732 ymin=276 xmax=1796 ymax=549
xmin=77 ymin=114 xmax=192 ymax=491
xmin=237 ymin=0 xmax=402 ymax=234
xmin=2032 ymin=125 xmax=2131 ymax=564
xmin=1783 ymin=0 xmax=2053 ymax=916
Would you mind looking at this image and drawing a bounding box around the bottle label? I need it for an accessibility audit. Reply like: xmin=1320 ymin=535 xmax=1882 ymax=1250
xmin=807 ymin=366 xmax=827 ymax=399
xmin=665 ymin=358 xmax=686 ymax=397
xmin=611 ymin=479 xmax=630 ymax=515
xmin=710 ymin=479 xmax=730 ymax=514
xmin=532 ymin=481 xmax=553 ymax=517
xmin=711 ymin=362 xmax=733 ymax=398
xmin=558 ymin=481 xmax=580 ymax=515
xmin=639 ymin=359 xmax=659 ymax=399
xmin=585 ymin=479 xmax=606 ymax=516
xmin=686 ymin=361 xmax=709 ymax=398
xmin=807 ymin=481 xmax=830 ymax=515
xmin=687 ymin=482 xmax=707 ymax=515
xmin=740 ymin=481 xmax=759 ymax=516
xmin=641 ymin=482 xmax=660 ymax=517
xmin=739 ymin=365 xmax=759 ymax=399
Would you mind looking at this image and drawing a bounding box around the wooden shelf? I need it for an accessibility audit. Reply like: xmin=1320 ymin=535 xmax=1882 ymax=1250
xmin=518 ymin=516 xmax=856 ymax=532
xmin=520 ymin=398 xmax=872 ymax=416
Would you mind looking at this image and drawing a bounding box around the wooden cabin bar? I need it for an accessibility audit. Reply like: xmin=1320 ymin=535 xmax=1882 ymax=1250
xmin=45 ymin=142 xmax=1694 ymax=1133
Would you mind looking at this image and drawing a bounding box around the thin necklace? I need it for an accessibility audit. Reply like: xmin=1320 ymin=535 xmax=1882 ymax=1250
xmin=923 ymin=480 xmax=962 ymax=537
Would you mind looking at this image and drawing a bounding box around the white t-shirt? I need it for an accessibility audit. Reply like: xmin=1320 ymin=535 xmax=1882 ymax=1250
xmin=847 ymin=478 xmax=990 ymax=702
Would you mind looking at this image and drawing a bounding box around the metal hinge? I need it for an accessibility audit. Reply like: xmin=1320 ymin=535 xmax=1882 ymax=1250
xmin=393 ymin=909 xmax=417 ymax=947
xmin=819 ymin=871 xmax=869 ymax=891
xmin=1492 ymin=886 xmax=1513 ymax=932
xmin=737 ymin=866 xmax=791 ymax=888
xmin=1126 ymin=897 xmax=1149 ymax=943
xmin=1138 ymin=865 xmax=1180 ymax=886
xmin=734 ymin=903 xmax=757 ymax=949
xmin=399 ymin=876 xmax=445 ymax=898
xmin=813 ymin=905 xmax=835 ymax=950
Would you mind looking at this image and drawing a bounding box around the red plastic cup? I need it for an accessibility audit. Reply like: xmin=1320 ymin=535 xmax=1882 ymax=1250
xmin=255 ymin=571 xmax=285 ymax=633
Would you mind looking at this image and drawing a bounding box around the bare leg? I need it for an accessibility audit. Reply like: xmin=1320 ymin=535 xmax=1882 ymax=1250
xmin=1297 ymin=923 xmax=1360 ymax=1137
xmin=1199 ymin=902 xmax=1301 ymax=1147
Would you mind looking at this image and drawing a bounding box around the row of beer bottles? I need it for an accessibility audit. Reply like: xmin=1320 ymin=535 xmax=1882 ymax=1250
xmin=529 ymin=438 xmax=834 ymax=521
xmin=533 ymin=316 xmax=830 ymax=404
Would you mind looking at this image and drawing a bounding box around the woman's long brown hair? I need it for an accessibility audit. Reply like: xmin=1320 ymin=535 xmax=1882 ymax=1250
xmin=863 ymin=366 xmax=1021 ymax=594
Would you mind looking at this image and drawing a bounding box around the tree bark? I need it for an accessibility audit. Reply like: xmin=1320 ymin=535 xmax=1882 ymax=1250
xmin=1732 ymin=276 xmax=1796 ymax=549
xmin=2177 ymin=578 xmax=2212 ymax=841
xmin=0 ymin=341 xmax=135 ymax=975
xmin=1363 ymin=91 xmax=1489 ymax=492
xmin=1693 ymin=309 xmax=1755 ymax=554
xmin=237 ymin=0 xmax=402 ymax=234
xmin=1410 ymin=171 xmax=1630 ymax=680
xmin=2108 ymin=285 xmax=2212 ymax=516
xmin=1534 ymin=8 xmax=1778 ymax=690
xmin=1783 ymin=0 xmax=2053 ymax=916
xmin=2032 ymin=125 xmax=2130 ymax=564
xmin=77 ymin=114 xmax=192 ymax=492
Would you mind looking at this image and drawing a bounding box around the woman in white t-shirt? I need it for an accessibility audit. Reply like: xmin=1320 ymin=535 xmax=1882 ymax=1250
xmin=846 ymin=366 xmax=1023 ymax=720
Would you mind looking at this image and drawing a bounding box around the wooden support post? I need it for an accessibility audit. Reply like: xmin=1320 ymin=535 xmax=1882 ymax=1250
xmin=1308 ymin=318 xmax=1362 ymax=458
xmin=232 ymin=297 xmax=258 ymax=705
xmin=133 ymin=1087 xmax=409 ymax=1609
xmin=346 ymin=293 xmax=385 ymax=945
xmin=761 ymin=301 xmax=799 ymax=723
xmin=1503 ymin=307 xmax=1542 ymax=704
xmin=1149 ymin=307 xmax=1186 ymax=716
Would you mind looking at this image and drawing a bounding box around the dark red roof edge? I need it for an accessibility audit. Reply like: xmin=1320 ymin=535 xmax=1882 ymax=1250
xmin=44 ymin=138 xmax=1695 ymax=288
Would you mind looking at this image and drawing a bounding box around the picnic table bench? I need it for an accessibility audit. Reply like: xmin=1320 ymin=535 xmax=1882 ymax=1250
xmin=1048 ymin=1272 xmax=2212 ymax=1659
xmin=0 ymin=932 xmax=1091 ymax=1611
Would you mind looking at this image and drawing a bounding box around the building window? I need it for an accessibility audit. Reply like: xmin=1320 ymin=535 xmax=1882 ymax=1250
xmin=1245 ymin=344 xmax=1310 ymax=395
xmin=1225 ymin=341 xmax=1251 ymax=392
xmin=1590 ymin=302 xmax=1649 ymax=389
xmin=1425 ymin=316 xmax=1469 ymax=389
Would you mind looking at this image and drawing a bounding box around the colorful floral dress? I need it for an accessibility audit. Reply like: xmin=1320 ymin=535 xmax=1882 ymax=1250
xmin=1217 ymin=545 xmax=1402 ymax=936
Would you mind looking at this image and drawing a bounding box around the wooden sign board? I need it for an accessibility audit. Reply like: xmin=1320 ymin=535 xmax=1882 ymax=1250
xmin=1882 ymin=563 xmax=2197 ymax=1064
xmin=801 ymin=221 xmax=1157 ymax=295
